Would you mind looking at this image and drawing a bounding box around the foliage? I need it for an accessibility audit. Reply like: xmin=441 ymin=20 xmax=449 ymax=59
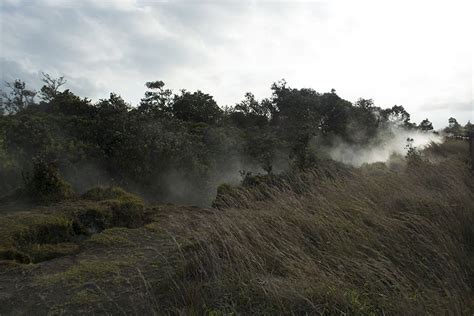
xmin=23 ymin=159 xmax=75 ymax=203
xmin=39 ymin=72 xmax=67 ymax=102
xmin=0 ymin=76 xmax=450 ymax=205
xmin=419 ymin=118 xmax=433 ymax=131
xmin=0 ymin=80 xmax=37 ymax=114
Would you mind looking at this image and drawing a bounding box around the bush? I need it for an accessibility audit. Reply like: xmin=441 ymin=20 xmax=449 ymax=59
xmin=23 ymin=160 xmax=75 ymax=203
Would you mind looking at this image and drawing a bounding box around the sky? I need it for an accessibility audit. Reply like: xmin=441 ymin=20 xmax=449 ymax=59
xmin=1 ymin=0 xmax=472 ymax=129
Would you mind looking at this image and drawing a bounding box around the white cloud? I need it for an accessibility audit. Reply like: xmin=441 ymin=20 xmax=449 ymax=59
xmin=1 ymin=0 xmax=472 ymax=128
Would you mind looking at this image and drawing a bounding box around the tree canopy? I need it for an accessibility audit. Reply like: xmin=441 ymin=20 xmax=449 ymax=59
xmin=0 ymin=76 xmax=444 ymax=204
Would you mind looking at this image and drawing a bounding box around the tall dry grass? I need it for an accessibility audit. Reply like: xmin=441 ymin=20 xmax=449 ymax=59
xmin=153 ymin=140 xmax=474 ymax=315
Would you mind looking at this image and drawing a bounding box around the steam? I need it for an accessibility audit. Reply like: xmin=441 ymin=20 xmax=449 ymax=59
xmin=327 ymin=127 xmax=443 ymax=167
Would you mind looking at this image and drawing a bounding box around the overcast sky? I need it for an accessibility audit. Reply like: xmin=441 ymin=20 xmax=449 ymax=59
xmin=1 ymin=0 xmax=472 ymax=128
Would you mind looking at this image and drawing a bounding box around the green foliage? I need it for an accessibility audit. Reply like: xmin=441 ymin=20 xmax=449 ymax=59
xmin=0 ymin=186 xmax=147 ymax=264
xmin=23 ymin=159 xmax=75 ymax=203
xmin=381 ymin=105 xmax=414 ymax=128
xmin=172 ymin=90 xmax=222 ymax=124
xmin=444 ymin=117 xmax=469 ymax=137
xmin=405 ymin=137 xmax=423 ymax=165
xmin=138 ymin=80 xmax=173 ymax=117
xmin=419 ymin=118 xmax=433 ymax=131
xmin=0 ymin=77 xmax=450 ymax=206
xmin=81 ymin=186 xmax=138 ymax=202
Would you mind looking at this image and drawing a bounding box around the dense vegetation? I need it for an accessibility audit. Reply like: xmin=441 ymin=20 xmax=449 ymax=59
xmin=0 ymin=76 xmax=473 ymax=314
xmin=1 ymin=76 xmax=471 ymax=206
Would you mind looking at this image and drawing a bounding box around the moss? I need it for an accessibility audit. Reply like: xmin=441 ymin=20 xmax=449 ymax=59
xmin=22 ymin=243 xmax=80 ymax=263
xmin=0 ymin=187 xmax=148 ymax=264
xmin=38 ymin=259 xmax=124 ymax=286
xmin=71 ymin=206 xmax=114 ymax=235
xmin=144 ymin=221 xmax=162 ymax=232
xmin=0 ymin=213 xmax=74 ymax=248
xmin=38 ymin=256 xmax=142 ymax=287
xmin=81 ymin=186 xmax=141 ymax=203
xmin=86 ymin=227 xmax=134 ymax=247
xmin=69 ymin=289 xmax=103 ymax=305
xmin=105 ymin=199 xmax=145 ymax=227
xmin=13 ymin=215 xmax=75 ymax=245
xmin=0 ymin=247 xmax=30 ymax=263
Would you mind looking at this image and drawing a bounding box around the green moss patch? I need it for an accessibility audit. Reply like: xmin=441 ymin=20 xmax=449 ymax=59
xmin=86 ymin=227 xmax=134 ymax=247
xmin=37 ymin=254 xmax=143 ymax=288
xmin=0 ymin=186 xmax=151 ymax=264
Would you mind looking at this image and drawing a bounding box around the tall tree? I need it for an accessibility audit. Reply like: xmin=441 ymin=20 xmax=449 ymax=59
xmin=39 ymin=73 xmax=66 ymax=102
xmin=0 ymin=80 xmax=37 ymax=114
xmin=138 ymin=81 xmax=173 ymax=117
xmin=419 ymin=118 xmax=434 ymax=131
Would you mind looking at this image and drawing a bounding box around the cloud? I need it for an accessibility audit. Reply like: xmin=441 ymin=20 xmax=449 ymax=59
xmin=419 ymin=100 xmax=473 ymax=112
xmin=0 ymin=58 xmax=104 ymax=99
xmin=1 ymin=0 xmax=472 ymax=128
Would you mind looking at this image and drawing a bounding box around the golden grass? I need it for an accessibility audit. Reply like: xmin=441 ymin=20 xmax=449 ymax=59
xmin=156 ymin=140 xmax=474 ymax=314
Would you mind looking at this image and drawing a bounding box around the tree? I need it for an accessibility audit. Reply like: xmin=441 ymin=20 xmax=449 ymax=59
xmin=348 ymin=99 xmax=381 ymax=144
xmin=405 ymin=137 xmax=422 ymax=165
xmin=355 ymin=98 xmax=374 ymax=110
xmin=172 ymin=90 xmax=222 ymax=124
xmin=419 ymin=118 xmax=433 ymax=131
xmin=138 ymin=80 xmax=173 ymax=117
xmin=231 ymin=93 xmax=270 ymax=128
xmin=96 ymin=93 xmax=130 ymax=114
xmin=448 ymin=117 xmax=460 ymax=128
xmin=39 ymin=73 xmax=66 ymax=101
xmin=465 ymin=121 xmax=473 ymax=135
xmin=381 ymin=105 xmax=415 ymax=128
xmin=0 ymin=80 xmax=37 ymax=114
xmin=47 ymin=89 xmax=92 ymax=116
xmin=445 ymin=117 xmax=463 ymax=136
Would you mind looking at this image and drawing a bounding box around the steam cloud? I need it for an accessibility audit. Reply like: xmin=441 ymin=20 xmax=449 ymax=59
xmin=327 ymin=127 xmax=443 ymax=167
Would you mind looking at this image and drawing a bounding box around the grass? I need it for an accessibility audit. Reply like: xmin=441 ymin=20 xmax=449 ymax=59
xmin=155 ymin=140 xmax=474 ymax=314
xmin=0 ymin=140 xmax=472 ymax=314
xmin=0 ymin=186 xmax=148 ymax=263
xmin=38 ymin=259 xmax=127 ymax=286
xmin=85 ymin=227 xmax=135 ymax=247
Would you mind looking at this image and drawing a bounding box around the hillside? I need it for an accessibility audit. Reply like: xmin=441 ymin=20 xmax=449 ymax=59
xmin=0 ymin=140 xmax=472 ymax=315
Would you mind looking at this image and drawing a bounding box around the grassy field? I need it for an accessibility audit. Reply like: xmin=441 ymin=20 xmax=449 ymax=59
xmin=0 ymin=140 xmax=472 ymax=315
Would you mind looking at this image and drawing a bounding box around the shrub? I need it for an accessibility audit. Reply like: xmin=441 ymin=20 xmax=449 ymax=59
xmin=23 ymin=159 xmax=74 ymax=203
